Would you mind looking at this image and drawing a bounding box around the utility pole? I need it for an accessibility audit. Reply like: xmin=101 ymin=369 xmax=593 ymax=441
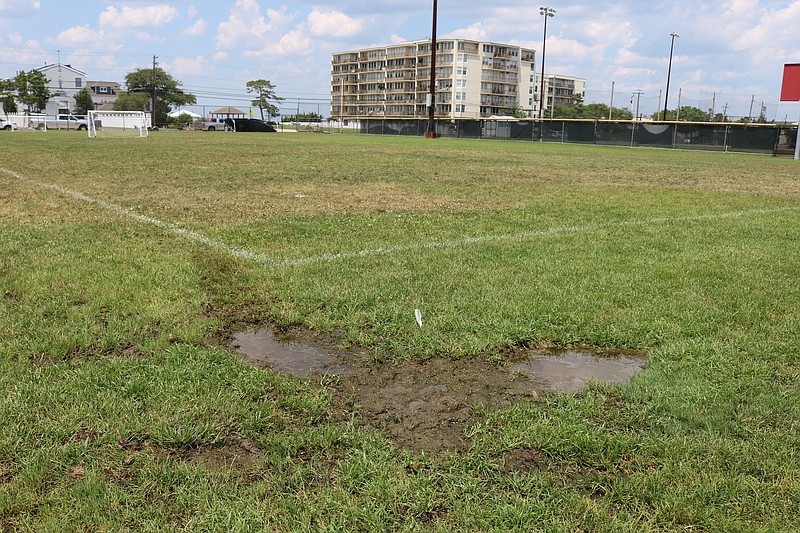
xmin=425 ymin=0 xmax=438 ymax=138
xmin=631 ymin=90 xmax=643 ymax=147
xmin=632 ymin=90 xmax=643 ymax=121
xmin=608 ymin=81 xmax=614 ymax=120
xmin=663 ymin=32 xmax=679 ymax=121
xmin=151 ymin=55 xmax=158 ymax=129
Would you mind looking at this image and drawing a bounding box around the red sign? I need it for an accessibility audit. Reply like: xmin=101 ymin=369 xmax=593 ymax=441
xmin=780 ymin=63 xmax=800 ymax=101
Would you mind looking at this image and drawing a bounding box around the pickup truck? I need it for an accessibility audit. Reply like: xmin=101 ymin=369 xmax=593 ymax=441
xmin=200 ymin=118 xmax=231 ymax=131
xmin=32 ymin=114 xmax=92 ymax=131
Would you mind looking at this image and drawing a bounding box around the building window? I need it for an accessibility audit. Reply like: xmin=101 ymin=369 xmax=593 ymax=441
xmin=456 ymin=79 xmax=467 ymax=88
xmin=456 ymin=67 xmax=467 ymax=76
xmin=455 ymin=92 xmax=467 ymax=100
xmin=75 ymin=78 xmax=82 ymax=88
xmin=457 ymin=53 xmax=467 ymax=62
xmin=455 ymin=104 xmax=466 ymax=112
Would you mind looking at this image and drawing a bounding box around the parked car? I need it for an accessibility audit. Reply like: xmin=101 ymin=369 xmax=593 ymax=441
xmin=200 ymin=118 xmax=230 ymax=131
xmin=223 ymin=118 xmax=276 ymax=132
xmin=0 ymin=118 xmax=17 ymax=130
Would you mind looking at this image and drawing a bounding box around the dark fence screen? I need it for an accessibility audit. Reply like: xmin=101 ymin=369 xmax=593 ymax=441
xmin=355 ymin=118 xmax=795 ymax=156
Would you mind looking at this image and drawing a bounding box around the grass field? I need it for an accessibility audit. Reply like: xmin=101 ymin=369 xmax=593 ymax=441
xmin=2 ymin=131 xmax=799 ymax=531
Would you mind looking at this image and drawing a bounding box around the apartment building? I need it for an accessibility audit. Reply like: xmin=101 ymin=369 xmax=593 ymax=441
xmin=532 ymin=74 xmax=586 ymax=116
xmin=331 ymin=39 xmax=537 ymax=119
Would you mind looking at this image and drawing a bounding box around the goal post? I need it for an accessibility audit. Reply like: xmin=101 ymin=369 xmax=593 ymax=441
xmin=88 ymin=111 xmax=149 ymax=138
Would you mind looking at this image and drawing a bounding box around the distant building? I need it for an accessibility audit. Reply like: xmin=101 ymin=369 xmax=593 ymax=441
xmin=331 ymin=39 xmax=538 ymax=119
xmin=87 ymin=81 xmax=122 ymax=110
xmin=534 ymin=74 xmax=586 ymax=116
xmin=35 ymin=63 xmax=87 ymax=115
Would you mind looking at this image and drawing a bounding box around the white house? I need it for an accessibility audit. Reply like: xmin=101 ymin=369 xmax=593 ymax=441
xmin=87 ymin=81 xmax=122 ymax=110
xmin=36 ymin=63 xmax=87 ymax=115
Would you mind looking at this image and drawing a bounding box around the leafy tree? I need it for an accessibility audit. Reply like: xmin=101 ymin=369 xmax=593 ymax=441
xmin=654 ymin=106 xmax=708 ymax=122
xmin=122 ymin=67 xmax=196 ymax=125
xmin=0 ymin=79 xmax=17 ymax=114
xmin=113 ymin=91 xmax=150 ymax=111
xmin=246 ymin=79 xmax=283 ymax=120
xmin=283 ymin=112 xmax=322 ymax=122
xmin=500 ymin=105 xmax=531 ymax=118
xmin=547 ymin=102 xmax=632 ymax=120
xmin=14 ymin=70 xmax=51 ymax=113
xmin=73 ymin=88 xmax=94 ymax=115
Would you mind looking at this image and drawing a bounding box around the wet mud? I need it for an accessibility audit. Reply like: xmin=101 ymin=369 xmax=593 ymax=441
xmin=231 ymin=328 xmax=646 ymax=453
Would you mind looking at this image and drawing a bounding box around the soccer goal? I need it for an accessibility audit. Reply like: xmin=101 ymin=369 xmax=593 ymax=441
xmin=88 ymin=111 xmax=149 ymax=138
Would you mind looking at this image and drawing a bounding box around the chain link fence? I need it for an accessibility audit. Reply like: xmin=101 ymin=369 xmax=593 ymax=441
xmin=357 ymin=118 xmax=798 ymax=156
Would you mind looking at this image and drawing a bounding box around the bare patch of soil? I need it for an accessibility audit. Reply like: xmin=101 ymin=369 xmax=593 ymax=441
xmin=227 ymin=326 xmax=646 ymax=455
xmin=328 ymin=355 xmax=537 ymax=453
xmin=183 ymin=437 xmax=261 ymax=471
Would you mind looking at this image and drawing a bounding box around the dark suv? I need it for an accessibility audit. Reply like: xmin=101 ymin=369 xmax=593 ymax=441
xmin=223 ymin=118 xmax=276 ymax=132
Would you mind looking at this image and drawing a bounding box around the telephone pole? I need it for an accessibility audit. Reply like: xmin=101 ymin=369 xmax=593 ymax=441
xmin=425 ymin=0 xmax=438 ymax=138
xmin=151 ymin=55 xmax=158 ymax=129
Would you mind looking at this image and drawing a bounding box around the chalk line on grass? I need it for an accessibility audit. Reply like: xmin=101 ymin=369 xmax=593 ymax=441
xmin=3 ymin=167 xmax=798 ymax=269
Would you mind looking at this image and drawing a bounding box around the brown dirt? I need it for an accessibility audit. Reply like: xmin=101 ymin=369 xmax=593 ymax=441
xmin=221 ymin=325 xmax=543 ymax=454
xmin=326 ymin=354 xmax=538 ymax=454
xmin=220 ymin=323 xmax=644 ymax=455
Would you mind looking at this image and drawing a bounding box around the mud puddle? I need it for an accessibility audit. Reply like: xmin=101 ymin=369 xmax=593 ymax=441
xmin=232 ymin=328 xmax=646 ymax=453
xmin=508 ymin=349 xmax=646 ymax=393
xmin=232 ymin=329 xmax=348 ymax=377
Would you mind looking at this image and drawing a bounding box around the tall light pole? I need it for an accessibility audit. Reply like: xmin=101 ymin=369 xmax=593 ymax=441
xmin=425 ymin=0 xmax=438 ymax=138
xmin=538 ymin=6 xmax=556 ymax=123
xmin=663 ymin=32 xmax=679 ymax=121
xmin=339 ymin=72 xmax=346 ymax=134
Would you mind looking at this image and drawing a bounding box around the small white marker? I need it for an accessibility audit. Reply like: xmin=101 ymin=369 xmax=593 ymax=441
xmin=414 ymin=308 xmax=423 ymax=328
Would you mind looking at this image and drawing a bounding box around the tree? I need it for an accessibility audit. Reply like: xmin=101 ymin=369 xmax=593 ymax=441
xmin=122 ymin=67 xmax=196 ymax=125
xmin=73 ymin=88 xmax=94 ymax=115
xmin=654 ymin=106 xmax=707 ymax=122
xmin=500 ymin=105 xmax=530 ymax=118
xmin=113 ymin=91 xmax=151 ymax=112
xmin=246 ymin=79 xmax=282 ymax=121
xmin=14 ymin=70 xmax=51 ymax=113
xmin=0 ymin=79 xmax=16 ymax=114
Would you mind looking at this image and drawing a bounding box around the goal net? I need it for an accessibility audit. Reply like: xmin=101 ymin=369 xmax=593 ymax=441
xmin=88 ymin=111 xmax=149 ymax=138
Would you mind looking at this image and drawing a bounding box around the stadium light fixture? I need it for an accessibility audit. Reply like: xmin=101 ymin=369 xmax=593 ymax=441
xmin=663 ymin=32 xmax=679 ymax=121
xmin=539 ymin=6 xmax=556 ymax=139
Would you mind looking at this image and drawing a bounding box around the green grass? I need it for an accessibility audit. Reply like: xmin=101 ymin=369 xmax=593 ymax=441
xmin=2 ymin=131 xmax=800 ymax=530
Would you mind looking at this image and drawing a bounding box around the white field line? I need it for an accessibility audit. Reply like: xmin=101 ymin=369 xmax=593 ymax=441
xmin=3 ymin=167 xmax=798 ymax=269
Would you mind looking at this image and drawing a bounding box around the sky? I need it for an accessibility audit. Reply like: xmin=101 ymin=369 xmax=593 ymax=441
xmin=1 ymin=0 xmax=800 ymax=121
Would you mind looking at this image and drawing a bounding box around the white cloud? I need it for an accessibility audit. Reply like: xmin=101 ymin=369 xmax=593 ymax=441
xmin=243 ymin=26 xmax=312 ymax=58
xmin=169 ymin=55 xmax=210 ymax=76
xmin=0 ymin=0 xmax=40 ymax=17
xmin=212 ymin=51 xmax=229 ymax=62
xmin=50 ymin=25 xmax=96 ymax=47
xmin=216 ymin=0 xmax=294 ymax=50
xmin=183 ymin=19 xmax=208 ymax=37
xmin=135 ymin=32 xmax=167 ymax=43
xmin=99 ymin=5 xmax=178 ymax=31
xmin=307 ymin=9 xmax=363 ymax=38
xmin=444 ymin=22 xmax=489 ymax=41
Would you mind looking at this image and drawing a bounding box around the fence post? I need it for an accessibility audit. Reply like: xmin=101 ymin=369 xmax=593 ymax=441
xmin=723 ymin=126 xmax=730 ymax=153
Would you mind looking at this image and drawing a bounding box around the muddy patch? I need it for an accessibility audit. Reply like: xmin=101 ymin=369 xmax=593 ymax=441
xmin=231 ymin=328 xmax=646 ymax=453
xmin=508 ymin=349 xmax=646 ymax=394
